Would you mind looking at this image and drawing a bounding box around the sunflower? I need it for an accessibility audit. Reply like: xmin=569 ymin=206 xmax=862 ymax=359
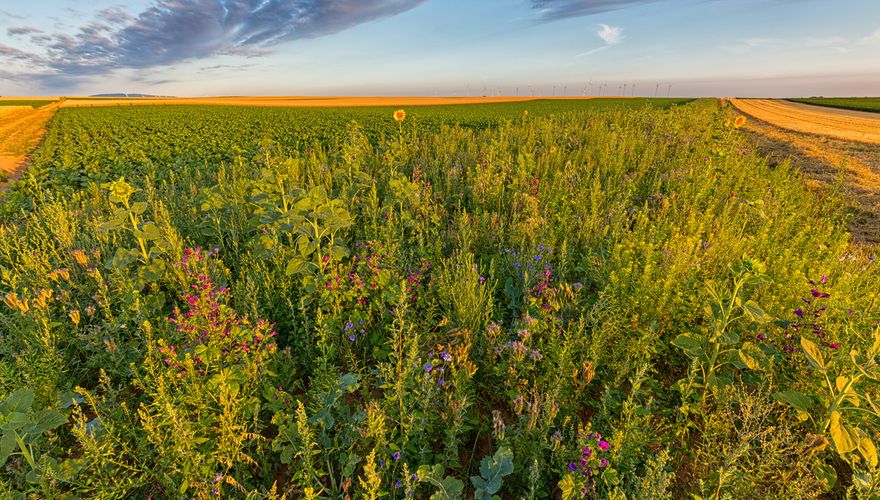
xmin=734 ymin=115 xmax=747 ymax=128
xmin=393 ymin=109 xmax=406 ymax=122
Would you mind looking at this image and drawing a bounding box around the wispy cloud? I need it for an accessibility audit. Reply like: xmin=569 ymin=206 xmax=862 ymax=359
xmin=597 ymin=23 xmax=623 ymax=45
xmin=0 ymin=0 xmax=426 ymax=89
xmin=7 ymin=26 xmax=44 ymax=37
xmin=531 ymin=0 xmax=657 ymax=20
xmin=722 ymin=34 xmax=851 ymax=54
xmin=720 ymin=37 xmax=788 ymax=54
xmin=575 ymin=23 xmax=623 ymax=58
xmin=0 ymin=10 xmax=26 ymax=20
xmin=861 ymin=28 xmax=880 ymax=45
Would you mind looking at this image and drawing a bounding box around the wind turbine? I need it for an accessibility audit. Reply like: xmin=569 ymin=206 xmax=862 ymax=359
xmin=654 ymin=83 xmax=659 ymax=97
xmin=667 ymin=84 xmax=672 ymax=97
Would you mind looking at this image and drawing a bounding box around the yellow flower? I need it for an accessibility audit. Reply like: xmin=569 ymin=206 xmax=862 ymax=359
xmin=72 ymin=249 xmax=89 ymax=266
xmin=523 ymin=110 xmax=529 ymax=116
xmin=393 ymin=109 xmax=406 ymax=122
xmin=734 ymin=115 xmax=747 ymax=128
xmin=724 ymin=118 xmax=731 ymax=128
xmin=69 ymin=309 xmax=81 ymax=326
xmin=549 ymin=146 xmax=558 ymax=154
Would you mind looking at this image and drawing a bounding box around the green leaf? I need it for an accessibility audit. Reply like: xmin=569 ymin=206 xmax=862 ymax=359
xmin=829 ymin=411 xmax=860 ymax=454
xmin=672 ymin=333 xmax=703 ymax=353
xmin=772 ymin=391 xmax=813 ymax=413
xmin=0 ymin=432 xmax=16 ymax=465
xmin=2 ymin=388 xmax=34 ymax=414
xmin=814 ymin=463 xmax=837 ymax=491
xmin=471 ymin=447 xmax=514 ymax=499
xmin=736 ymin=342 xmax=769 ymax=371
xmin=130 ymin=201 xmax=148 ymax=215
xmin=25 ymin=410 xmax=66 ymax=435
xmin=285 ymin=257 xmax=307 ymax=276
xmin=742 ymin=300 xmax=770 ymax=323
xmin=801 ymin=337 xmax=826 ymax=371
xmin=139 ymin=222 xmax=162 ymax=241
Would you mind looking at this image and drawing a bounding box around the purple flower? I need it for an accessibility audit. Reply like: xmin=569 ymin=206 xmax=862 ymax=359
xmin=568 ymin=462 xmax=578 ymax=471
xmin=395 ymin=480 xmax=402 ymax=489
xmin=829 ymin=343 xmax=839 ymax=349
xmin=412 ymin=473 xmax=419 ymax=481
xmin=756 ymin=334 xmax=765 ymax=341
xmin=424 ymin=364 xmax=433 ymax=372
xmin=794 ymin=309 xmax=804 ymax=318
xmin=348 ymin=334 xmax=356 ymax=342
xmin=820 ymin=275 xmax=828 ymax=283
xmin=513 ymin=262 xmax=521 ymax=268
xmin=345 ymin=321 xmax=354 ymax=330
xmin=440 ymin=352 xmax=452 ymax=362
xmin=811 ymin=289 xmax=822 ymax=298
xmin=392 ymin=451 xmax=401 ymax=460
xmin=600 ymin=458 xmax=608 ymax=468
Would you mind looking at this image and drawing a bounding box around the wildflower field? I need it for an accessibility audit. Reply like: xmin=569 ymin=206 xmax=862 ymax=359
xmin=1 ymin=97 xmax=879 ymax=498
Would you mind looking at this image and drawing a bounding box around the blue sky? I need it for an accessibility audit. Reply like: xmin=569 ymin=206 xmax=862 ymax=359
xmin=0 ymin=0 xmax=877 ymax=97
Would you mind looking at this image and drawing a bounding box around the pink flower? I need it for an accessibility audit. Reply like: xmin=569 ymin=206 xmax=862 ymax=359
xmin=598 ymin=441 xmax=610 ymax=451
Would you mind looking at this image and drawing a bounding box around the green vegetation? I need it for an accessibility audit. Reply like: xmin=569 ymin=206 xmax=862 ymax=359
xmin=790 ymin=97 xmax=880 ymax=113
xmin=0 ymin=99 xmax=878 ymax=498
xmin=0 ymin=100 xmax=55 ymax=108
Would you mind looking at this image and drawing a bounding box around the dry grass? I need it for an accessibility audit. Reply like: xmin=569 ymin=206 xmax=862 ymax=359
xmin=730 ymin=98 xmax=880 ymax=144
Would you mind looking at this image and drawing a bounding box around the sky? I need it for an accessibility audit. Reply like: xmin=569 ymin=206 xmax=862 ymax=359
xmin=0 ymin=0 xmax=878 ymax=97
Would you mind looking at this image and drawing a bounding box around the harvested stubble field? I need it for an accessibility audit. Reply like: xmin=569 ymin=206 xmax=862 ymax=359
xmin=0 ymin=97 xmax=879 ymax=499
xmin=730 ymin=98 xmax=880 ymax=144
xmin=0 ymin=100 xmax=60 ymax=184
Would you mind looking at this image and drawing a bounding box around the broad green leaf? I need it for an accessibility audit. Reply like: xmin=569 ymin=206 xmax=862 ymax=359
xmin=24 ymin=410 xmax=67 ymax=435
xmin=672 ymin=334 xmax=702 ymax=353
xmin=285 ymin=257 xmax=307 ymax=276
xmin=0 ymin=432 xmax=15 ymax=465
xmin=742 ymin=300 xmax=770 ymax=323
xmin=472 ymin=447 xmax=514 ymax=499
xmin=130 ymin=201 xmax=148 ymax=215
xmin=2 ymin=388 xmax=34 ymax=414
xmin=139 ymin=222 xmax=162 ymax=241
xmin=813 ymin=463 xmax=837 ymax=491
xmin=801 ymin=337 xmax=826 ymax=371
xmin=829 ymin=411 xmax=859 ymax=454
xmin=737 ymin=342 xmax=769 ymax=371
xmin=772 ymin=391 xmax=812 ymax=413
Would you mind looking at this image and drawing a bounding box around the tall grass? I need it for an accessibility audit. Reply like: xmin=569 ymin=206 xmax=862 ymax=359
xmin=0 ymin=99 xmax=877 ymax=498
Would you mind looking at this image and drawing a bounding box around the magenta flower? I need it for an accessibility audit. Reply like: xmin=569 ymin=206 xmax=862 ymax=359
xmin=598 ymin=441 xmax=610 ymax=451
